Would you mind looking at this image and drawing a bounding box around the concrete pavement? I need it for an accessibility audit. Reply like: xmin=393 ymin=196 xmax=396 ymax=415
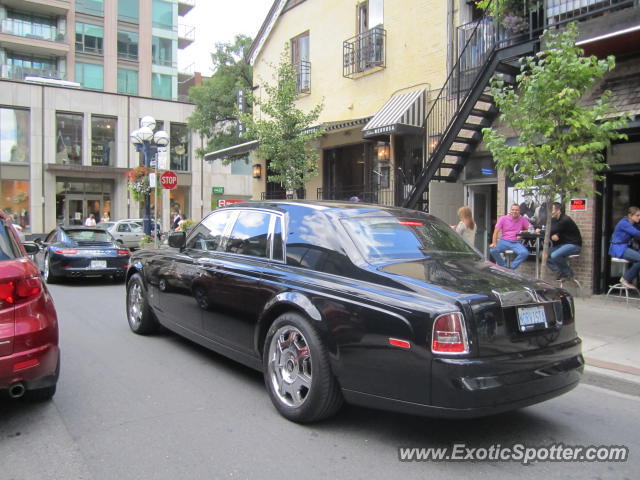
xmin=575 ymin=294 xmax=640 ymax=396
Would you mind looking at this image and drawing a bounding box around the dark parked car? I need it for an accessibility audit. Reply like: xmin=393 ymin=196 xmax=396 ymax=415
xmin=0 ymin=212 xmax=59 ymax=401
xmin=34 ymin=226 xmax=130 ymax=283
xmin=126 ymin=201 xmax=583 ymax=423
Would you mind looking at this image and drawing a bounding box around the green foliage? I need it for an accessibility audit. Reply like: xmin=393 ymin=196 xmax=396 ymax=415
xmin=138 ymin=234 xmax=153 ymax=249
xmin=179 ymin=219 xmax=196 ymax=232
xmin=482 ymin=22 xmax=630 ymax=267
xmin=187 ymin=35 xmax=254 ymax=161
xmin=241 ymin=46 xmax=325 ymax=192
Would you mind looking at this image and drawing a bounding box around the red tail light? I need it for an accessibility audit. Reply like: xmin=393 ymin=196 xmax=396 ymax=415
xmin=16 ymin=276 xmax=42 ymax=300
xmin=0 ymin=280 xmax=16 ymax=305
xmin=431 ymin=312 xmax=469 ymax=354
xmin=56 ymin=249 xmax=78 ymax=255
xmin=0 ymin=276 xmax=42 ymax=306
xmin=398 ymin=220 xmax=424 ymax=226
xmin=117 ymin=249 xmax=130 ymax=255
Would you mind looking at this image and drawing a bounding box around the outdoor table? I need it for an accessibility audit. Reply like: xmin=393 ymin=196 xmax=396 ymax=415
xmin=517 ymin=231 xmax=545 ymax=278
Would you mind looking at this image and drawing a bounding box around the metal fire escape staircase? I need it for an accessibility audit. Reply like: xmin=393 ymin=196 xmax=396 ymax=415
xmin=402 ymin=18 xmax=538 ymax=210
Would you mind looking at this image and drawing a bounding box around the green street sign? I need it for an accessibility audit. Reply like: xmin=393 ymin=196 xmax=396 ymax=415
xmin=212 ymin=186 xmax=224 ymax=195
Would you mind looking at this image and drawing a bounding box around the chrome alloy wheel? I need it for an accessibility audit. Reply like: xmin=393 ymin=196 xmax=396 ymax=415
xmin=267 ymin=326 xmax=312 ymax=408
xmin=128 ymin=281 xmax=144 ymax=329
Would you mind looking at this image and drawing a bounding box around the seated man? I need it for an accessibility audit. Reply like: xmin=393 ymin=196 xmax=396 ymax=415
xmin=489 ymin=204 xmax=530 ymax=270
xmin=547 ymin=202 xmax=582 ymax=281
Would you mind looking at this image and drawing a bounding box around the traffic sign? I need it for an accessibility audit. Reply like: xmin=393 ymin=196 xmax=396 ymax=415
xmin=160 ymin=170 xmax=178 ymax=190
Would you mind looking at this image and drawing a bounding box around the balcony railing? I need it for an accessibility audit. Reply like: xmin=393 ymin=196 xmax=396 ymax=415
xmin=294 ymin=60 xmax=311 ymax=94
xmin=178 ymin=23 xmax=195 ymax=49
xmin=343 ymin=26 xmax=386 ymax=78
xmin=1 ymin=64 xmax=63 ymax=81
xmin=0 ymin=18 xmax=64 ymax=42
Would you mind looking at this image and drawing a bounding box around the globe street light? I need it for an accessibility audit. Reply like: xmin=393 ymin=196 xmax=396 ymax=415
xmin=130 ymin=116 xmax=169 ymax=236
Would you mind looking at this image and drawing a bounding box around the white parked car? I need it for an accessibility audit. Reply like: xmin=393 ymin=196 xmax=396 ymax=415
xmin=97 ymin=220 xmax=145 ymax=249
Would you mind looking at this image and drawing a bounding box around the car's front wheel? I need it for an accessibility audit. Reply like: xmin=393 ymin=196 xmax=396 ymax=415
xmin=126 ymin=273 xmax=158 ymax=334
xmin=263 ymin=312 xmax=343 ymax=423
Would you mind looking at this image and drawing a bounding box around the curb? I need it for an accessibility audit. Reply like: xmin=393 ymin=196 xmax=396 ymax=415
xmin=582 ymin=364 xmax=640 ymax=397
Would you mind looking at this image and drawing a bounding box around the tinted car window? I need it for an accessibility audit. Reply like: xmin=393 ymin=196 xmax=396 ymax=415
xmin=187 ymin=209 xmax=233 ymax=251
xmin=45 ymin=231 xmax=58 ymax=243
xmin=0 ymin=220 xmax=21 ymax=260
xmin=224 ymin=211 xmax=270 ymax=258
xmin=65 ymin=230 xmax=113 ymax=243
xmin=117 ymin=224 xmax=131 ymax=232
xmin=342 ymin=215 xmax=475 ymax=262
xmin=283 ymin=206 xmax=353 ymax=276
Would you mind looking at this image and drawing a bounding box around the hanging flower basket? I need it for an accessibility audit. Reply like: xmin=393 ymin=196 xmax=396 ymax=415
xmin=125 ymin=166 xmax=156 ymax=202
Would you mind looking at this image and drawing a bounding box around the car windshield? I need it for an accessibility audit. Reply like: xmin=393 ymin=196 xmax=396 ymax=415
xmin=0 ymin=219 xmax=21 ymax=261
xmin=98 ymin=222 xmax=115 ymax=229
xmin=65 ymin=229 xmax=113 ymax=243
xmin=341 ymin=215 xmax=476 ymax=262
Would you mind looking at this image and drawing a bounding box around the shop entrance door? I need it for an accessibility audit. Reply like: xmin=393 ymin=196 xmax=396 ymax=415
xmin=601 ymin=173 xmax=640 ymax=291
xmin=64 ymin=194 xmax=102 ymax=226
xmin=467 ymin=184 xmax=497 ymax=258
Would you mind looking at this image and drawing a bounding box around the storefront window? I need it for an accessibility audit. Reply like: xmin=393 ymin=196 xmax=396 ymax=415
xmin=0 ymin=180 xmax=29 ymax=231
xmin=56 ymin=179 xmax=113 ymax=225
xmin=56 ymin=113 xmax=83 ymax=165
xmin=91 ymin=116 xmax=116 ymax=166
xmin=0 ymin=108 xmax=30 ymax=163
xmin=170 ymin=123 xmax=189 ymax=171
xmin=170 ymin=186 xmax=190 ymax=221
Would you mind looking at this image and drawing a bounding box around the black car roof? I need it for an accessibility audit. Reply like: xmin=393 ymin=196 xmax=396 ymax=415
xmin=224 ymin=200 xmax=434 ymax=219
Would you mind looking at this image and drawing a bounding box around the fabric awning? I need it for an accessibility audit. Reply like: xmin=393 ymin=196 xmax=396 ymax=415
xmin=204 ymin=140 xmax=259 ymax=161
xmin=362 ymin=89 xmax=426 ymax=139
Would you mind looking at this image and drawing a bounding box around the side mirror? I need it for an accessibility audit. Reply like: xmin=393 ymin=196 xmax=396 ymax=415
xmin=23 ymin=242 xmax=40 ymax=255
xmin=168 ymin=231 xmax=186 ymax=249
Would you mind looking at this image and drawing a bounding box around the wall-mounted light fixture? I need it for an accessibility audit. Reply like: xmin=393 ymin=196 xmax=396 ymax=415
xmin=252 ymin=164 xmax=262 ymax=179
xmin=376 ymin=142 xmax=390 ymax=162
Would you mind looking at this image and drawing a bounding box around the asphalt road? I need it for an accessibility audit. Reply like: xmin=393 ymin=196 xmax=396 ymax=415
xmin=1 ymin=279 xmax=638 ymax=480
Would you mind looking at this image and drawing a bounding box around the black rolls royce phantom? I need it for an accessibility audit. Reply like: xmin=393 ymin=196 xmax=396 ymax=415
xmin=125 ymin=201 xmax=583 ymax=423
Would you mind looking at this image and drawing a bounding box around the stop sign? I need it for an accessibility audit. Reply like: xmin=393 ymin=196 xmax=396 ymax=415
xmin=160 ymin=170 xmax=178 ymax=190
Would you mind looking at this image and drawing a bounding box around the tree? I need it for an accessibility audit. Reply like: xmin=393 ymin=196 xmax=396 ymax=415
xmin=187 ymin=35 xmax=253 ymax=160
xmin=482 ymin=22 xmax=630 ymax=273
xmin=242 ymin=47 xmax=324 ymax=193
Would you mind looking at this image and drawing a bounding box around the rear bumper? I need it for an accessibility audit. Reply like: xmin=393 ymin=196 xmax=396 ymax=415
xmin=0 ymin=343 xmax=60 ymax=392
xmin=343 ymin=338 xmax=583 ymax=419
xmin=58 ymin=267 xmax=127 ymax=278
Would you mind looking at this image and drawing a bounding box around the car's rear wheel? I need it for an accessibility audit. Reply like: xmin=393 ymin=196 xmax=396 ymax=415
xmin=43 ymin=254 xmax=58 ymax=284
xmin=263 ymin=312 xmax=343 ymax=423
xmin=126 ymin=273 xmax=158 ymax=334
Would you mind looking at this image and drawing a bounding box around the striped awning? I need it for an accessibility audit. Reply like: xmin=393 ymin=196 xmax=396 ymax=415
xmin=204 ymin=140 xmax=258 ymax=161
xmin=362 ymin=89 xmax=426 ymax=139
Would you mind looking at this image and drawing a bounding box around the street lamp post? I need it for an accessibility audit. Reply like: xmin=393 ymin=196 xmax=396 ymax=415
xmin=130 ymin=116 xmax=169 ymax=237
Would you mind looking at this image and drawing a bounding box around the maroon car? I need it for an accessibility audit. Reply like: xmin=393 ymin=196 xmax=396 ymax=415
xmin=0 ymin=212 xmax=60 ymax=400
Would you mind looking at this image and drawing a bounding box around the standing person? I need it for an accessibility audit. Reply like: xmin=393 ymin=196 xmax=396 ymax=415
xmin=174 ymin=214 xmax=186 ymax=232
xmin=102 ymin=211 xmax=110 ymax=222
xmin=171 ymin=209 xmax=181 ymax=231
xmin=609 ymin=206 xmax=640 ymax=289
xmin=455 ymin=205 xmax=476 ymax=247
xmin=489 ymin=204 xmax=530 ymax=269
xmin=84 ymin=214 xmax=96 ymax=227
xmin=546 ymin=202 xmax=582 ymax=281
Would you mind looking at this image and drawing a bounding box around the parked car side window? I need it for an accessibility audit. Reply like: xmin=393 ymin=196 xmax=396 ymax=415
xmin=117 ymin=223 xmax=131 ymax=232
xmin=224 ymin=211 xmax=270 ymax=258
xmin=0 ymin=219 xmax=21 ymax=260
xmin=186 ymin=209 xmax=233 ymax=251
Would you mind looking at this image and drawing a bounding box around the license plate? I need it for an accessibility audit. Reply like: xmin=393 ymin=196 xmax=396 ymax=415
xmin=90 ymin=260 xmax=107 ymax=269
xmin=517 ymin=305 xmax=547 ymax=332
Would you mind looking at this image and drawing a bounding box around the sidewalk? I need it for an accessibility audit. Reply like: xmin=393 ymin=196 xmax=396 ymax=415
xmin=574 ymin=295 xmax=640 ymax=396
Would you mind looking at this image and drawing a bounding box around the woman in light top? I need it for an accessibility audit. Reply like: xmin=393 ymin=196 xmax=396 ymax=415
xmin=455 ymin=205 xmax=476 ymax=246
